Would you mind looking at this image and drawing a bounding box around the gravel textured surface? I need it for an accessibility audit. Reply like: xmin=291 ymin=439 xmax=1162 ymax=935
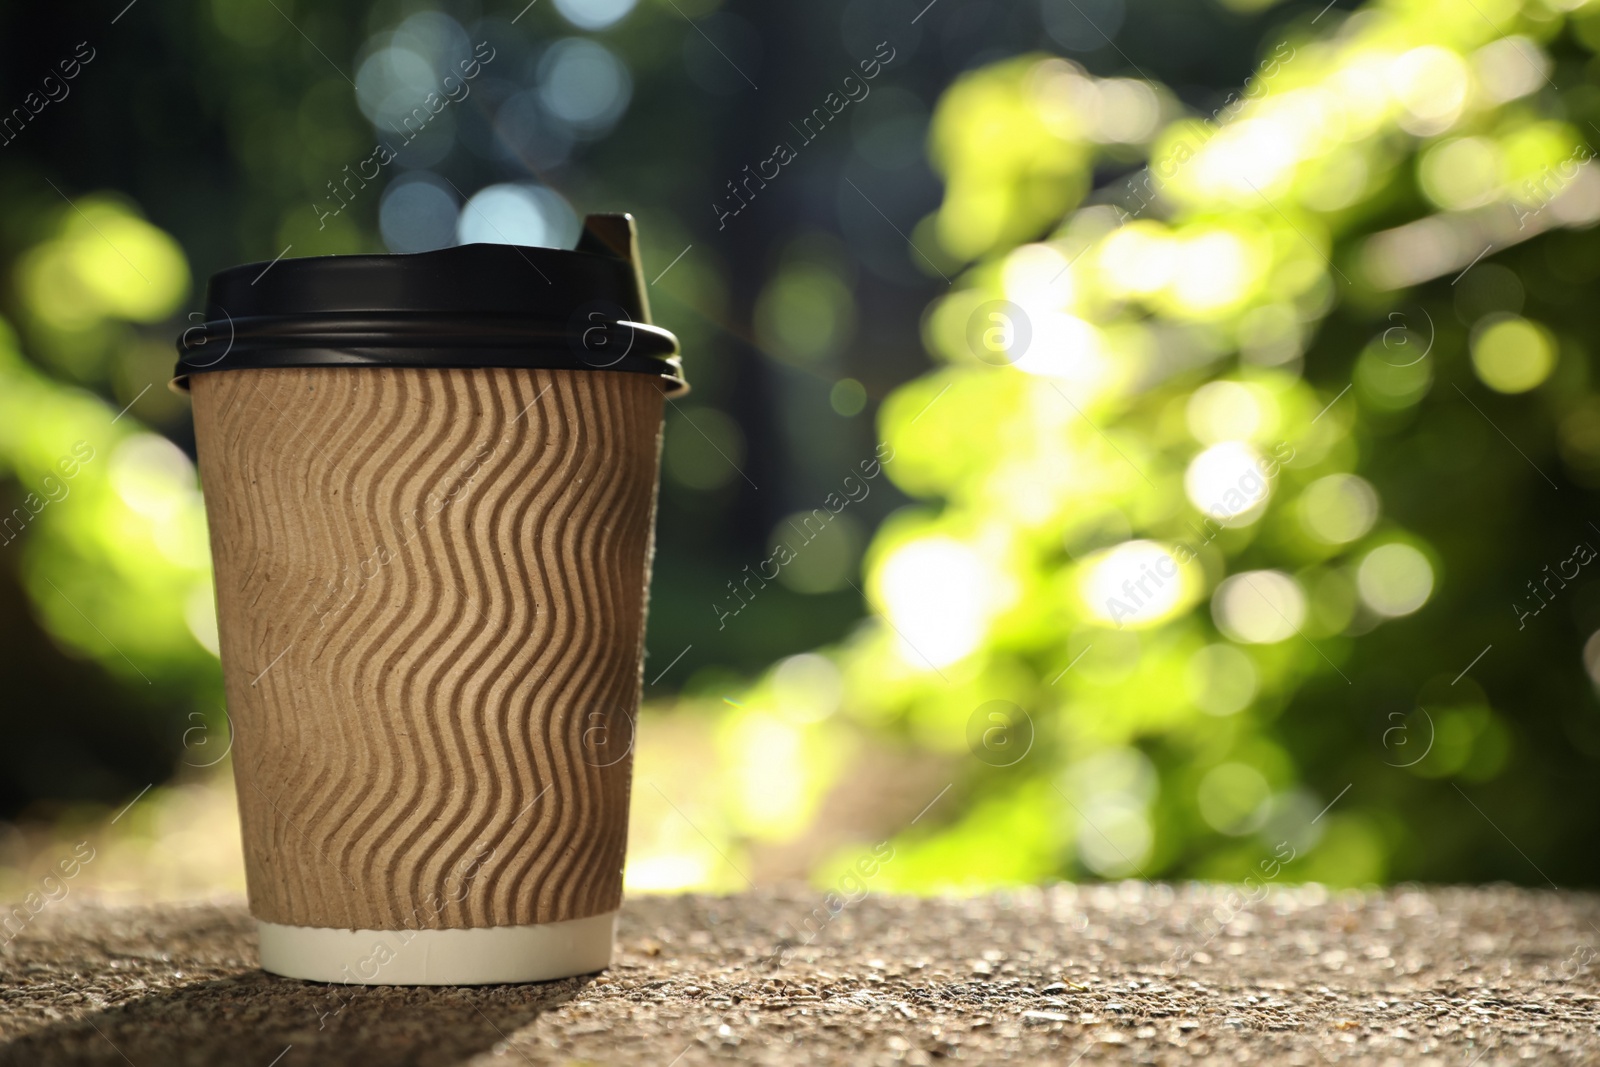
xmin=2 ymin=885 xmax=1598 ymax=1065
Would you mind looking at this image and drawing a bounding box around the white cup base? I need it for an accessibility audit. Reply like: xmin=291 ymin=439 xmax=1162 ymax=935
xmin=257 ymin=911 xmax=616 ymax=985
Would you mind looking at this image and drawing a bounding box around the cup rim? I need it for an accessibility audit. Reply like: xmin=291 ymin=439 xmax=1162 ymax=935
xmin=172 ymin=216 xmax=687 ymax=395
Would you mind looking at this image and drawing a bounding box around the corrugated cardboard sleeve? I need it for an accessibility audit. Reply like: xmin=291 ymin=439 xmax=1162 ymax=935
xmin=191 ymin=365 xmax=663 ymax=931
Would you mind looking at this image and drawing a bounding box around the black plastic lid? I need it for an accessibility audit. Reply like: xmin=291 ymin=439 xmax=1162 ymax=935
xmin=172 ymin=213 xmax=685 ymax=394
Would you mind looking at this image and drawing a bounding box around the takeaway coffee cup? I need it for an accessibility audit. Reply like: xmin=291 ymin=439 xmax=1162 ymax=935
xmin=173 ymin=215 xmax=684 ymax=985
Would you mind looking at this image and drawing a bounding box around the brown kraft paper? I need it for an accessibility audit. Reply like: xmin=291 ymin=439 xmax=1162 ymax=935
xmin=190 ymin=365 xmax=663 ymax=931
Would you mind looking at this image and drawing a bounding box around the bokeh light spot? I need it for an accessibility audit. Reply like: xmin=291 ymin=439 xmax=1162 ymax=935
xmin=1212 ymin=570 xmax=1306 ymax=644
xmin=539 ymin=38 xmax=632 ymax=133
xmin=830 ymin=378 xmax=868 ymax=416
xmin=1186 ymin=380 xmax=1267 ymax=444
xmin=1473 ymin=36 xmax=1549 ymax=104
xmin=1357 ymin=543 xmax=1434 ymax=618
xmin=1355 ymin=340 xmax=1433 ymax=410
xmin=379 ymin=176 xmax=459 ymax=253
xmin=1171 ymin=230 xmax=1257 ymax=315
xmin=553 ymin=0 xmax=639 ymax=30
xmin=1418 ymin=137 xmax=1502 ymax=211
xmin=21 ymin=201 xmax=189 ymax=329
xmin=185 ymin=586 xmax=221 ymax=657
xmin=1471 ymin=316 xmax=1556 ymax=394
xmin=771 ymin=654 xmax=843 ymax=724
xmin=1185 ymin=441 xmax=1271 ymax=525
xmin=878 ymin=537 xmax=996 ymax=667
xmin=1079 ymin=540 xmax=1199 ymax=630
xmin=457 ymin=183 xmax=579 ymax=248
xmin=1388 ymin=46 xmax=1469 ymax=135
xmin=1582 ymin=630 xmax=1600 ymax=690
xmin=1298 ymin=474 xmax=1380 ymax=545
xmin=755 ymin=265 xmax=856 ymax=366
xmin=110 ymin=434 xmax=198 ymax=522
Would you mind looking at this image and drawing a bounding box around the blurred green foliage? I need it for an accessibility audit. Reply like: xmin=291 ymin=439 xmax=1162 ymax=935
xmin=710 ymin=0 xmax=1600 ymax=892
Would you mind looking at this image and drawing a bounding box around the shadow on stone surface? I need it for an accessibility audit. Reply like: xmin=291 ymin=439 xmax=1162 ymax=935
xmin=0 ymin=968 xmax=586 ymax=1067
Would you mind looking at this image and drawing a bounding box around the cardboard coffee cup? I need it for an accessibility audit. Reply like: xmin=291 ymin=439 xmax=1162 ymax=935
xmin=173 ymin=215 xmax=684 ymax=985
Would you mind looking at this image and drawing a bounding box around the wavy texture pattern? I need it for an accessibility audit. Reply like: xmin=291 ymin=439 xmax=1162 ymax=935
xmin=191 ymin=367 xmax=664 ymax=930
